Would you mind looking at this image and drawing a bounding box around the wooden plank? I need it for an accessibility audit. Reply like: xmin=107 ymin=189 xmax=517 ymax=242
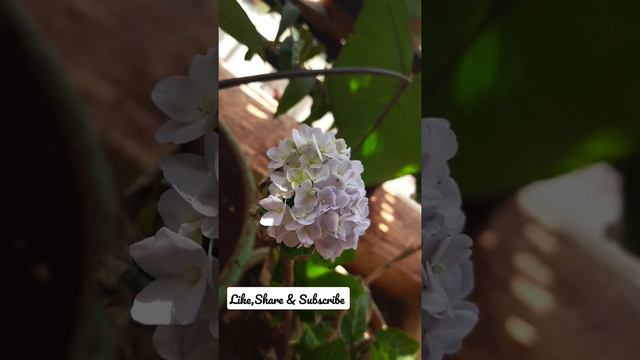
xmin=455 ymin=199 xmax=640 ymax=360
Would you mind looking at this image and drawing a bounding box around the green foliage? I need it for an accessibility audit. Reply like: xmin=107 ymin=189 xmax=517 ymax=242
xmin=276 ymin=1 xmax=300 ymax=41
xmin=276 ymin=77 xmax=315 ymax=116
xmin=302 ymin=339 xmax=350 ymax=360
xmin=304 ymin=82 xmax=330 ymax=124
xmin=371 ymin=328 xmax=420 ymax=360
xmin=326 ymin=0 xmax=421 ymax=186
xmin=294 ymin=322 xmax=333 ymax=356
xmin=340 ymin=288 xmax=368 ymax=346
xmin=310 ymin=249 xmax=356 ymax=268
xmin=425 ymin=0 xmax=640 ymax=199
xmin=287 ymin=249 xmax=419 ymax=358
xmin=220 ymin=0 xmax=265 ymax=59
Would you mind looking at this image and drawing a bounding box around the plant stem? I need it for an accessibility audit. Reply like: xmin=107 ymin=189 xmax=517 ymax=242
xmin=219 ymin=67 xmax=410 ymax=90
xmin=244 ymin=247 xmax=269 ymax=271
xmin=281 ymin=256 xmax=295 ymax=360
xmin=283 ymin=256 xmax=294 ymax=287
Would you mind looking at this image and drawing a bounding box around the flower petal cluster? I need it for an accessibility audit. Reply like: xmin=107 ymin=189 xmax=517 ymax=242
xmin=130 ymin=49 xmax=218 ymax=360
xmin=422 ymin=118 xmax=478 ymax=360
xmin=260 ymin=125 xmax=370 ymax=261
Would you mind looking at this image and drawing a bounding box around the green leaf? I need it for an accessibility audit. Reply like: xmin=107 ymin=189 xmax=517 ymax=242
xmin=306 ymin=271 xmax=366 ymax=300
xmin=306 ymin=273 xmax=369 ymax=346
xmin=295 ymin=258 xmax=333 ymax=284
xmin=220 ymin=0 xmax=265 ymax=59
xmin=304 ymin=82 xmax=330 ymax=124
xmin=276 ymin=1 xmax=301 ymax=41
xmin=425 ymin=1 xmax=640 ymax=199
xmin=310 ymin=249 xmax=356 ymax=268
xmin=327 ymin=0 xmax=420 ymax=185
xmin=371 ymin=328 xmax=419 ymax=360
xmin=294 ymin=322 xmax=331 ymax=357
xmin=278 ymin=36 xmax=295 ymax=70
xmin=340 ymin=286 xmax=368 ymax=346
xmin=302 ymin=339 xmax=350 ymax=360
xmin=275 ymin=77 xmax=315 ymax=116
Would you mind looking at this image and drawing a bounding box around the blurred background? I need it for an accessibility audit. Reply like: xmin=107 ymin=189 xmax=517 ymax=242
xmin=424 ymin=1 xmax=640 ymax=359
xmin=3 ymin=0 xmax=214 ymax=358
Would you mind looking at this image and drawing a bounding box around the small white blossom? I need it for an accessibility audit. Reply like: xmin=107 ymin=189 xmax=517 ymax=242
xmin=151 ymin=253 xmax=218 ymax=360
xmin=152 ymin=49 xmax=217 ymax=144
xmin=260 ymin=125 xmax=369 ymax=261
xmin=130 ymin=227 xmax=213 ymax=325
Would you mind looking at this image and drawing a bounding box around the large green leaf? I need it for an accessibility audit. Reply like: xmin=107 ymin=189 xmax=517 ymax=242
xmin=275 ymin=1 xmax=300 ymax=41
xmin=310 ymin=249 xmax=356 ymax=268
xmin=425 ymin=0 xmax=640 ymax=199
xmin=220 ymin=0 xmax=265 ymax=59
xmin=327 ymin=0 xmax=420 ymax=186
xmin=294 ymin=322 xmax=332 ymax=357
xmin=340 ymin=286 xmax=368 ymax=345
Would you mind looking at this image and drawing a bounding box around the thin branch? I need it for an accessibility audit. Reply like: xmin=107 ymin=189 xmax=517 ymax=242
xmin=353 ymin=76 xmax=413 ymax=151
xmin=364 ymin=243 xmax=421 ymax=285
xmin=219 ymin=67 xmax=410 ymax=89
xmin=244 ymin=247 xmax=269 ymax=271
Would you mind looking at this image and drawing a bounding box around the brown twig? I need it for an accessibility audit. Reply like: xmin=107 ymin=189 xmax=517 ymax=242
xmin=259 ymin=246 xmax=278 ymax=286
xmin=281 ymin=256 xmax=295 ymax=360
xmin=364 ymin=243 xmax=421 ymax=285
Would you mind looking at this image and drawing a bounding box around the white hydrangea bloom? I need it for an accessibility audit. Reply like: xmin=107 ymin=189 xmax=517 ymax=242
xmin=422 ymin=118 xmax=478 ymax=360
xmin=129 ymin=227 xmax=216 ymax=326
xmin=152 ymin=49 xmax=217 ymax=144
xmin=158 ymin=132 xmax=219 ymax=239
xmin=259 ymin=125 xmax=369 ymax=261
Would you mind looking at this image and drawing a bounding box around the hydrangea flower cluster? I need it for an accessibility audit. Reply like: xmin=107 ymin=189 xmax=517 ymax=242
xmin=422 ymin=118 xmax=478 ymax=360
xmin=260 ymin=125 xmax=370 ymax=261
xmin=129 ymin=49 xmax=218 ymax=360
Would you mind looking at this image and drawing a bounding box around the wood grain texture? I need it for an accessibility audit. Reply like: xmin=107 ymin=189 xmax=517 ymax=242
xmin=21 ymin=0 xmax=215 ymax=193
xmin=455 ymin=200 xmax=640 ymax=360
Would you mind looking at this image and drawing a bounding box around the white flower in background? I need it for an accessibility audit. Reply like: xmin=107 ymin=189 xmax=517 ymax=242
xmin=423 ymin=301 xmax=479 ymax=360
xmin=158 ymin=132 xmax=219 ymax=239
xmin=152 ymin=49 xmax=217 ymax=144
xmin=422 ymin=118 xmax=478 ymax=360
xmin=130 ymin=227 xmax=214 ymax=325
xmin=152 ymin=255 xmax=218 ymax=360
xmin=259 ymin=125 xmax=370 ymax=261
xmin=135 ymin=47 xmax=218 ymax=360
